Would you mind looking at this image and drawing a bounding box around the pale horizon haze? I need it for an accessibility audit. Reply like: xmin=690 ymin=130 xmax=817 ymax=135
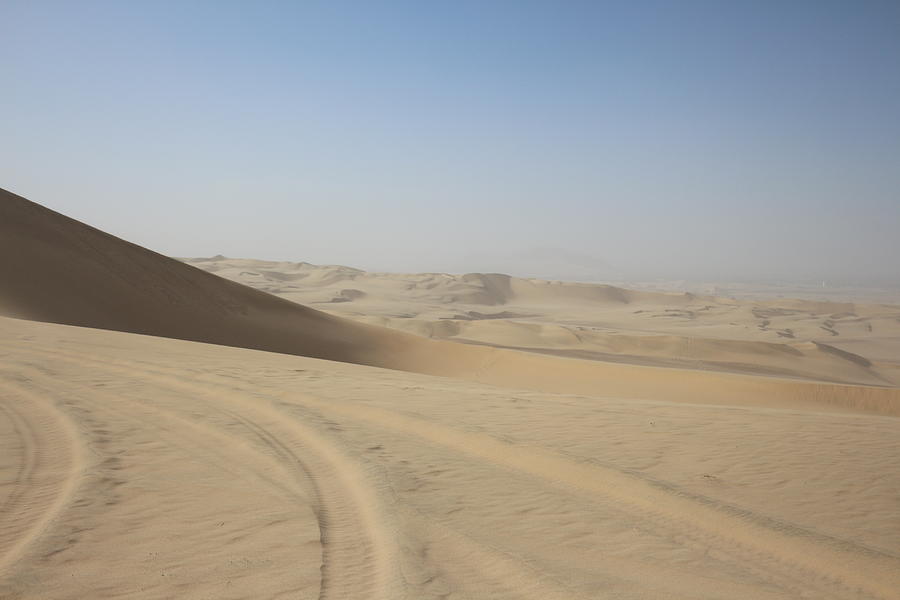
xmin=2 ymin=1 xmax=899 ymax=285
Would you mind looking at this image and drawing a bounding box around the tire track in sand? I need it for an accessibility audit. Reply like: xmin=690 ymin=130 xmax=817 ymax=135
xmin=2 ymin=347 xmax=408 ymax=600
xmin=12 ymin=342 xmax=900 ymax=599
xmin=295 ymin=397 xmax=900 ymax=600
xmin=207 ymin=404 xmax=405 ymax=600
xmin=0 ymin=377 xmax=84 ymax=575
xmin=6 ymin=344 xmax=589 ymax=600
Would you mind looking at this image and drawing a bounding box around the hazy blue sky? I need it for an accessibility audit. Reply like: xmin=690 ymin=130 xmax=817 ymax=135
xmin=2 ymin=1 xmax=899 ymax=283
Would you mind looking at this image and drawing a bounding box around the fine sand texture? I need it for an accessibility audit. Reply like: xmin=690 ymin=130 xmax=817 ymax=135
xmin=1 ymin=317 xmax=899 ymax=599
xmin=2 ymin=187 xmax=900 ymax=598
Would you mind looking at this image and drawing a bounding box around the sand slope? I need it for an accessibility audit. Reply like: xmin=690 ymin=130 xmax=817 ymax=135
xmin=2 ymin=187 xmax=899 ymax=417
xmin=0 ymin=187 xmax=440 ymax=370
xmin=1 ymin=317 xmax=899 ymax=599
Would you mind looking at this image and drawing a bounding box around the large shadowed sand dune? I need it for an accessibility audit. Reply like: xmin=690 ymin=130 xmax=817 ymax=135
xmin=0 ymin=187 xmax=446 ymax=370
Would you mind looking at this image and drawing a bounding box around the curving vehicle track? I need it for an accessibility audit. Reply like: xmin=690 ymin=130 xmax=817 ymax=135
xmin=1 ymin=317 xmax=899 ymax=599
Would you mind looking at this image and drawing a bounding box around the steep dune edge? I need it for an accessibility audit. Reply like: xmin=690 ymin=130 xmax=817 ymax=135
xmin=0 ymin=187 xmax=477 ymax=372
xmin=2 ymin=187 xmax=899 ymax=416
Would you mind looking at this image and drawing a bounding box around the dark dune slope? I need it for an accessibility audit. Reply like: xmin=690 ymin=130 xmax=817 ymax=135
xmin=0 ymin=187 xmax=462 ymax=370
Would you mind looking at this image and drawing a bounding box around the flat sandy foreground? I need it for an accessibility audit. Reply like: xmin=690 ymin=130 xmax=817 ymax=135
xmin=2 ymin=316 xmax=899 ymax=600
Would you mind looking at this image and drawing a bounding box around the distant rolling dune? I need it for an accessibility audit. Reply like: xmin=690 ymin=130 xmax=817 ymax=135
xmin=2 ymin=186 xmax=899 ymax=416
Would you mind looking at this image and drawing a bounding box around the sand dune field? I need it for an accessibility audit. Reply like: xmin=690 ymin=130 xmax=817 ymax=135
xmin=185 ymin=256 xmax=900 ymax=388
xmin=2 ymin=188 xmax=899 ymax=599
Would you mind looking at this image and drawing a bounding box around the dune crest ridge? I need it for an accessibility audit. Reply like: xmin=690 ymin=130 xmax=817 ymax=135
xmin=0 ymin=187 xmax=471 ymax=371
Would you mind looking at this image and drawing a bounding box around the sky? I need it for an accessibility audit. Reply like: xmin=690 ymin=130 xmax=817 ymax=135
xmin=2 ymin=1 xmax=899 ymax=284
